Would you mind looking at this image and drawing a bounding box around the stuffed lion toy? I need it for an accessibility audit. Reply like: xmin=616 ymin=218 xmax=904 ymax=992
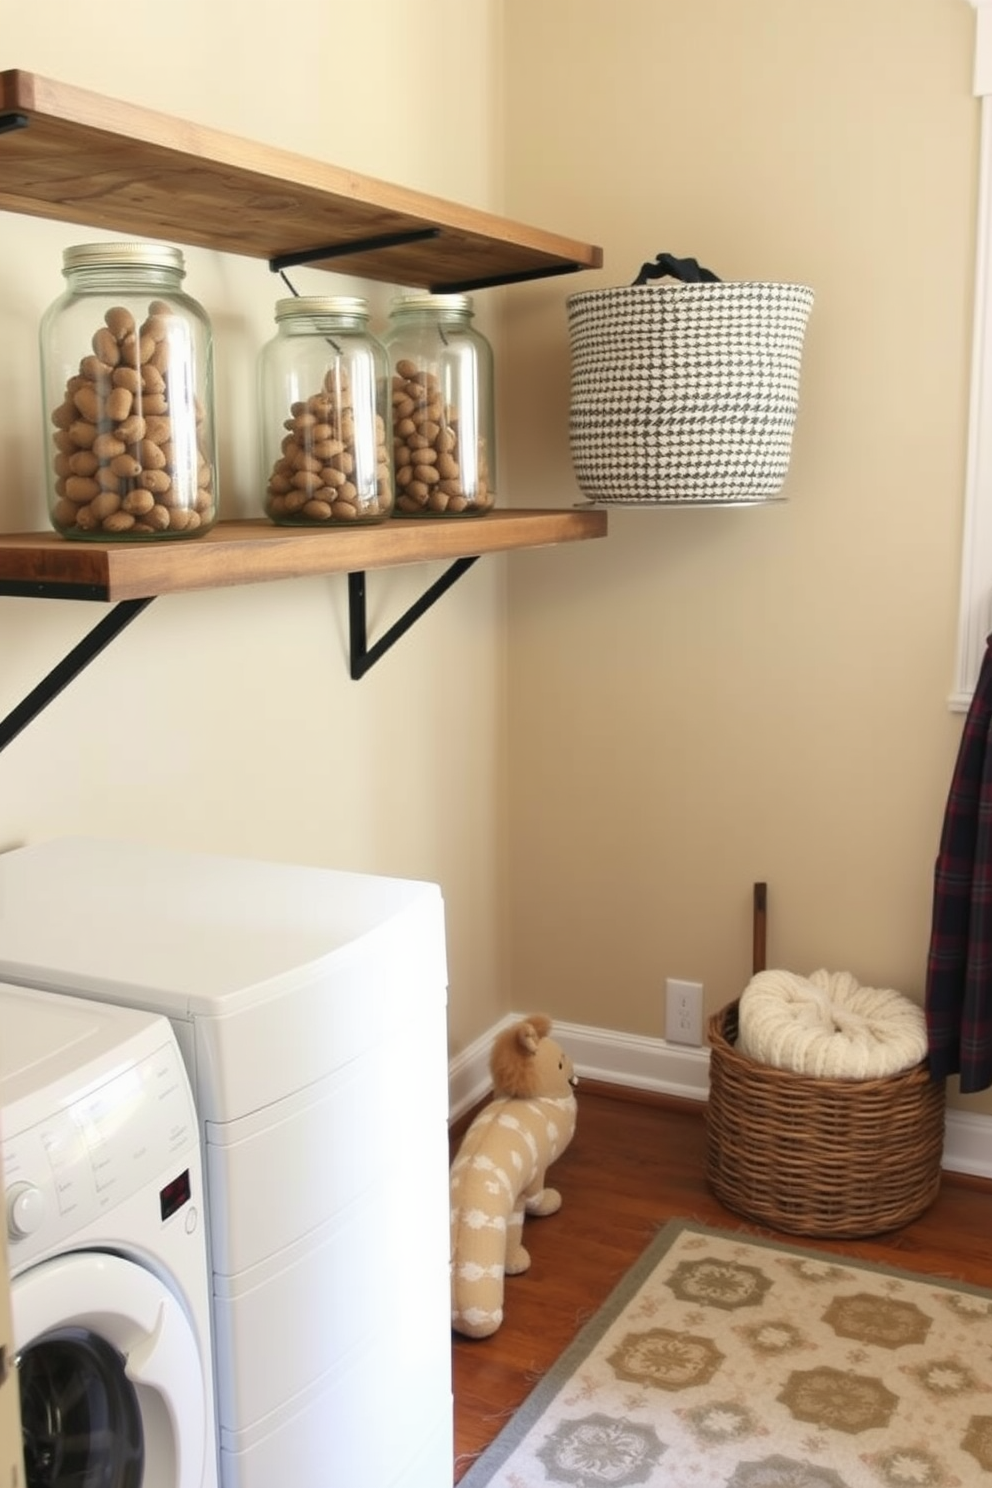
xmin=449 ymin=1014 xmax=578 ymax=1339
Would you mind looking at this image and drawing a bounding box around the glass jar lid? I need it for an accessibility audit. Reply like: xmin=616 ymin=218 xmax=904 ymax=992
xmin=62 ymin=241 xmax=186 ymax=275
xmin=274 ymin=295 xmax=369 ymax=322
xmin=389 ymin=292 xmax=473 ymax=315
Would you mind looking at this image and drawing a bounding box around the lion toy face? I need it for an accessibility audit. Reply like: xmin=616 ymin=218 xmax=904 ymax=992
xmin=490 ymin=1013 xmax=577 ymax=1099
xmin=449 ymin=1015 xmax=578 ymax=1339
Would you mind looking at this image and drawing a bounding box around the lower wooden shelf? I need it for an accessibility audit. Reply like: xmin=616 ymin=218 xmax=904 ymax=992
xmin=0 ymin=508 xmax=609 ymax=744
xmin=0 ymin=509 xmax=608 ymax=602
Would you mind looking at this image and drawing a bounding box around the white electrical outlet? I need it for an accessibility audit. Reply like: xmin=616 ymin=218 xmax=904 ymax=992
xmin=665 ymin=978 xmax=704 ymax=1046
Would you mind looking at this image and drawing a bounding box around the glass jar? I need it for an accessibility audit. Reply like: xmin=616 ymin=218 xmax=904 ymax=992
xmin=383 ymin=293 xmax=496 ymax=516
xmin=40 ymin=242 xmax=217 ymax=540
xmin=259 ymin=296 xmax=392 ymax=526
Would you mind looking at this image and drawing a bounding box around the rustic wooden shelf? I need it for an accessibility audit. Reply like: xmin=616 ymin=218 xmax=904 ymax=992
xmin=0 ymin=68 xmax=603 ymax=291
xmin=0 ymin=512 xmax=608 ymax=603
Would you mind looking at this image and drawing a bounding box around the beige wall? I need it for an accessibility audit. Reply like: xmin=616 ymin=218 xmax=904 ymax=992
xmin=0 ymin=2 xmax=508 ymax=1051
xmin=1 ymin=2 xmax=986 ymax=1117
xmin=501 ymin=0 xmax=989 ymax=1115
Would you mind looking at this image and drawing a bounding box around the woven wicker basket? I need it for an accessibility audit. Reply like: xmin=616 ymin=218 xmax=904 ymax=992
xmin=706 ymin=1000 xmax=946 ymax=1238
xmin=566 ymin=280 xmax=814 ymax=505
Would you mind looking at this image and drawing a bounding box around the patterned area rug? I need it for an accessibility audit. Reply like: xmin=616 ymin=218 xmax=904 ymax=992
xmin=457 ymin=1219 xmax=992 ymax=1488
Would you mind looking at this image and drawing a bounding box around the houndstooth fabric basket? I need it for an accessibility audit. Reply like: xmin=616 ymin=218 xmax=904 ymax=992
xmin=567 ymin=279 xmax=814 ymax=504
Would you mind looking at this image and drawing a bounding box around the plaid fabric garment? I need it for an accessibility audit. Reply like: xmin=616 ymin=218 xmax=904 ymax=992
xmin=926 ymin=634 xmax=992 ymax=1092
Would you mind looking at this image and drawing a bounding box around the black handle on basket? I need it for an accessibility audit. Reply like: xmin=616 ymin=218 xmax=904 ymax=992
xmin=753 ymin=882 xmax=767 ymax=976
xmin=632 ymin=252 xmax=721 ymax=287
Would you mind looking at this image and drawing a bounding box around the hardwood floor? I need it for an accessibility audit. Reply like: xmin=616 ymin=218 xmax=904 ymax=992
xmin=450 ymin=1083 xmax=992 ymax=1483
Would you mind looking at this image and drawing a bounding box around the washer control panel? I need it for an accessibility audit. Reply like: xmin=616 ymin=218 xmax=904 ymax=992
xmin=3 ymin=1037 xmax=196 ymax=1262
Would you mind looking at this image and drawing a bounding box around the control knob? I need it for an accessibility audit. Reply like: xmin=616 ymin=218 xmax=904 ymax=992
xmin=6 ymin=1182 xmax=45 ymax=1239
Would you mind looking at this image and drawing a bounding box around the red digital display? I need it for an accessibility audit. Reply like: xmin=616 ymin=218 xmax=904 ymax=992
xmin=160 ymin=1168 xmax=192 ymax=1221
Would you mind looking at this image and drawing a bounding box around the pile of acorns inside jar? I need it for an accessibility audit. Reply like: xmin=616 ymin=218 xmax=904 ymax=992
xmin=390 ymin=358 xmax=493 ymax=517
xmin=263 ymin=354 xmax=495 ymax=524
xmin=264 ymin=364 xmax=392 ymax=525
xmin=50 ymin=302 xmax=216 ymax=537
xmin=262 ymin=290 xmax=496 ymax=527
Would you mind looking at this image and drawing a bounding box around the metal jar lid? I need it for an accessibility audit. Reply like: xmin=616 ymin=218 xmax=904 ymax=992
xmin=62 ymin=241 xmax=186 ymax=275
xmin=274 ymin=295 xmax=369 ymax=321
xmin=389 ymin=292 xmax=473 ymax=315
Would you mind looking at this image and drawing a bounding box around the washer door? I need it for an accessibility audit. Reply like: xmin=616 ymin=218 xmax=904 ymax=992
xmin=13 ymin=1250 xmax=209 ymax=1488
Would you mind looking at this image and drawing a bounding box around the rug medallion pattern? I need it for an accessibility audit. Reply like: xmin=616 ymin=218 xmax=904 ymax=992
xmin=458 ymin=1220 xmax=992 ymax=1488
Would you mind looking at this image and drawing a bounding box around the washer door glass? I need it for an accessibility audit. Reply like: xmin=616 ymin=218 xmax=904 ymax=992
xmin=18 ymin=1326 xmax=143 ymax=1488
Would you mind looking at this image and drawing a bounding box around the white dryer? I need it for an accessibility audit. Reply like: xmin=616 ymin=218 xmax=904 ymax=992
xmin=0 ymin=837 xmax=453 ymax=1488
xmin=1 ymin=983 xmax=218 ymax=1488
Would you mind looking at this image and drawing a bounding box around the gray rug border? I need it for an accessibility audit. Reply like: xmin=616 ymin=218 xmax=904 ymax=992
xmin=455 ymin=1215 xmax=992 ymax=1486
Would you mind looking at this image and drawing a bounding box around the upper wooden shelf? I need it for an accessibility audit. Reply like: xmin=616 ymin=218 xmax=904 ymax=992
xmin=0 ymin=512 xmax=608 ymax=603
xmin=0 ymin=68 xmax=608 ymax=688
xmin=0 ymin=68 xmax=603 ymax=292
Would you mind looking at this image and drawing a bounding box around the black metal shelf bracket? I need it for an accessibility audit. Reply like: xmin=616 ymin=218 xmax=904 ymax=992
xmin=348 ymin=558 xmax=478 ymax=680
xmin=270 ymin=231 xmax=583 ymax=294
xmin=431 ymin=261 xmax=585 ymax=294
xmin=0 ymin=597 xmax=154 ymax=755
xmin=0 ymin=553 xmax=479 ymax=750
xmin=0 ymin=112 xmax=29 ymax=136
xmin=269 ymin=228 xmax=442 ymax=274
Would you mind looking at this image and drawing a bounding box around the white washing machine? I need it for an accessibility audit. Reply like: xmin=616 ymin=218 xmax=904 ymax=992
xmin=1 ymin=982 xmax=218 ymax=1488
xmin=0 ymin=837 xmax=453 ymax=1488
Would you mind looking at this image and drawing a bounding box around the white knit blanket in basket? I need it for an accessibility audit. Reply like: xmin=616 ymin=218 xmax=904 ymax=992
xmin=737 ymin=968 xmax=927 ymax=1079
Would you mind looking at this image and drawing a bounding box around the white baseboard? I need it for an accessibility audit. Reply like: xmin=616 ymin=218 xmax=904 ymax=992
xmin=449 ymin=1015 xmax=992 ymax=1183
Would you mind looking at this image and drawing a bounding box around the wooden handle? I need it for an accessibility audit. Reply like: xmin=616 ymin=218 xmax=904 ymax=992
xmin=752 ymin=882 xmax=767 ymax=975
